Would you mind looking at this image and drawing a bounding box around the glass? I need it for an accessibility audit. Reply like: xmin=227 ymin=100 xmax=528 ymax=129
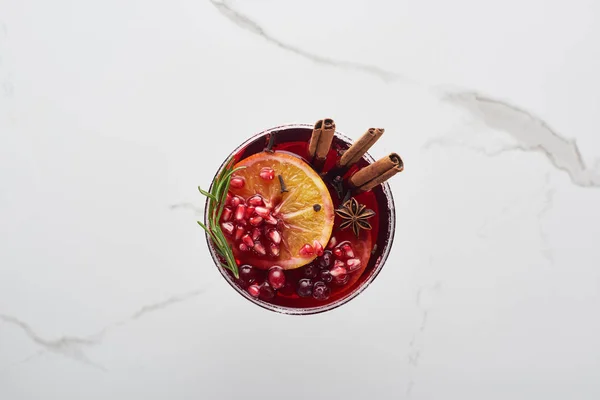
xmin=204 ymin=123 xmax=396 ymax=315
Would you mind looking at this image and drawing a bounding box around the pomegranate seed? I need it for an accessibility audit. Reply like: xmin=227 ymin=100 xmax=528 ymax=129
xmin=346 ymin=258 xmax=361 ymax=272
xmin=320 ymin=269 xmax=332 ymax=283
xmin=251 ymin=227 xmax=261 ymax=241
xmin=249 ymin=216 xmax=263 ymax=226
xmin=244 ymin=206 xmax=255 ymax=219
xmin=297 ymin=279 xmax=313 ymax=297
xmin=333 ymin=248 xmax=343 ymax=257
xmin=330 ymin=265 xmax=347 ymax=277
xmin=221 ymin=222 xmax=234 ymax=235
xmin=230 ymin=196 xmax=242 ymax=207
xmin=254 ymin=206 xmax=270 ymax=218
xmin=334 ymin=259 xmax=345 ymax=269
xmin=235 ymin=204 xmax=247 ymax=221
xmin=242 ymin=234 xmax=254 ymax=247
xmin=265 ymin=215 xmax=278 ymax=225
xmin=299 ymin=243 xmax=315 ymax=256
xmin=247 ymin=195 xmax=264 ymax=206
xmin=221 ymin=207 xmax=233 ymax=222
xmin=268 ymin=266 xmax=285 ymax=289
xmin=304 ymin=264 xmax=318 ymax=278
xmin=239 ymin=243 xmax=249 ymax=251
xmin=259 ymin=167 xmax=275 ymax=180
xmin=225 ymin=192 xmax=232 ymax=205
xmin=313 ymin=240 xmax=324 ymax=256
xmin=327 ymin=236 xmax=337 ymax=249
xmin=230 ymin=176 xmax=245 ymax=188
xmin=312 ymin=281 xmax=331 ymax=301
xmin=269 ymin=242 xmax=280 ymax=256
xmin=259 ymin=282 xmax=275 ymax=300
xmin=247 ymin=284 xmax=260 ymax=297
xmin=267 ymin=229 xmax=281 ymax=244
xmin=318 ymin=250 xmax=332 ymax=269
xmin=254 ymin=241 xmax=267 ymax=255
xmin=235 ymin=225 xmax=245 ymax=240
xmin=342 ymin=243 xmax=354 ymax=258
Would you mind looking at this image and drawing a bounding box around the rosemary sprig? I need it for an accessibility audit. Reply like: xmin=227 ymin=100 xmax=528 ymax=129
xmin=197 ymin=157 xmax=245 ymax=279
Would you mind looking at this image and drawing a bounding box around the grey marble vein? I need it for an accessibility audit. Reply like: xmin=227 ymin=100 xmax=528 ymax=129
xmin=208 ymin=1 xmax=599 ymax=190
xmin=442 ymin=91 xmax=600 ymax=188
xmin=0 ymin=288 xmax=209 ymax=371
xmin=0 ymin=351 xmax=44 ymax=375
xmin=91 ymin=288 xmax=207 ymax=340
xmin=0 ymin=314 xmax=106 ymax=371
xmin=208 ymin=0 xmax=407 ymax=83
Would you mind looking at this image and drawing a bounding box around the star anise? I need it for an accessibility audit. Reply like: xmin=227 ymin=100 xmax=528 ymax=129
xmin=335 ymin=197 xmax=376 ymax=237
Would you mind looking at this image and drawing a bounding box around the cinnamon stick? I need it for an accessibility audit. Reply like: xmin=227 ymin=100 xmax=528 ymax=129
xmin=339 ymin=128 xmax=385 ymax=167
xmin=348 ymin=153 xmax=404 ymax=192
xmin=308 ymin=118 xmax=336 ymax=167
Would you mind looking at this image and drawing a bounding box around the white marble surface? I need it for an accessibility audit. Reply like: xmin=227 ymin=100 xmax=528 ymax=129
xmin=1 ymin=1 xmax=600 ymax=399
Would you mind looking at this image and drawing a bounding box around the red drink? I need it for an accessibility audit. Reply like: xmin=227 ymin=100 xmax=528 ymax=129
xmin=204 ymin=124 xmax=396 ymax=314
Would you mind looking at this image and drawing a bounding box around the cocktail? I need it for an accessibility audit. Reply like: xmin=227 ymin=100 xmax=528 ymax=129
xmin=198 ymin=120 xmax=402 ymax=314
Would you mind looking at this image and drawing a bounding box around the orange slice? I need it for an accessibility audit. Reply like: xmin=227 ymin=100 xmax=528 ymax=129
xmin=225 ymin=151 xmax=334 ymax=270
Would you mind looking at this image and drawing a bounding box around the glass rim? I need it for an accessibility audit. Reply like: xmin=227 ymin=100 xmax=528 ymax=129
xmin=204 ymin=123 xmax=396 ymax=315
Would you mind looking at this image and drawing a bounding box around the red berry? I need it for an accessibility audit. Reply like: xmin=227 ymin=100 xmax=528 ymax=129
xmin=221 ymin=222 xmax=234 ymax=236
xmin=225 ymin=192 xmax=232 ymax=205
xmin=333 ymin=259 xmax=345 ymax=269
xmin=251 ymin=227 xmax=261 ymax=241
xmin=230 ymin=177 xmax=245 ymax=188
xmin=320 ymin=269 xmax=332 ymax=283
xmin=268 ymin=266 xmax=285 ymax=289
xmin=333 ymin=248 xmax=343 ymax=257
xmin=239 ymin=265 xmax=256 ymax=286
xmin=221 ymin=207 xmax=233 ymax=222
xmin=303 ymin=264 xmax=318 ymax=278
xmin=259 ymin=282 xmax=276 ymax=300
xmin=299 ymin=243 xmax=315 ymax=256
xmin=318 ymin=250 xmax=332 ymax=269
xmin=247 ymin=284 xmax=260 ymax=297
xmin=297 ymin=279 xmax=313 ymax=297
xmin=249 ymin=216 xmax=263 ymax=226
xmin=312 ymin=281 xmax=331 ymax=301
xmin=259 ymin=167 xmax=275 ymax=180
